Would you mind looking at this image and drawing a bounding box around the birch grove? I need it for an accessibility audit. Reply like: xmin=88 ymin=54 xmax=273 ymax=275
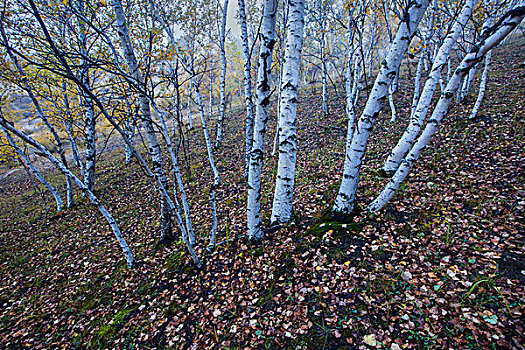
xmin=0 ymin=0 xmax=523 ymax=271
xmin=332 ymin=0 xmax=430 ymax=217
xmin=369 ymin=3 xmax=525 ymax=212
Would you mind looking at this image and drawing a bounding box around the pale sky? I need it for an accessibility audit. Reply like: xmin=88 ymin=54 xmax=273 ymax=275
xmin=226 ymin=0 xmax=241 ymax=38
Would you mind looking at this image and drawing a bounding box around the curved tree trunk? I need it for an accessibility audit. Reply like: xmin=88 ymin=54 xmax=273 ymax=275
xmin=382 ymin=0 xmax=475 ymax=174
xmin=1 ymin=124 xmax=63 ymax=212
xmin=110 ymin=0 xmax=174 ymax=243
xmin=0 ymin=118 xmax=134 ymax=267
xmin=469 ymin=50 xmax=492 ymax=119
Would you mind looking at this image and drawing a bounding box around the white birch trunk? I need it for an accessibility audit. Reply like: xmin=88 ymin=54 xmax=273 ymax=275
xmin=270 ymin=0 xmax=306 ymax=224
xmin=271 ymin=3 xmax=289 ymax=157
xmin=369 ymin=6 xmax=525 ymax=212
xmin=83 ymin=93 xmax=96 ymax=194
xmin=77 ymin=0 xmax=96 ymax=194
xmin=458 ymin=60 xmax=478 ymax=103
xmin=332 ymin=0 xmax=430 ymax=216
xmin=382 ymin=0 xmax=475 ymax=174
xmin=195 ymin=86 xmax=220 ymax=248
xmin=246 ymin=0 xmax=278 ymax=240
xmin=186 ymin=76 xmax=194 ymax=129
xmin=27 ymin=0 xmax=202 ymax=263
xmin=1 ymin=125 xmax=63 ymax=212
xmin=469 ymin=50 xmax=492 ymax=119
xmin=410 ymin=46 xmax=426 ymax=119
xmin=388 ymin=84 xmax=397 ymax=122
xmin=238 ymin=0 xmax=255 ymax=177
xmin=62 ymin=83 xmax=84 ymax=178
xmin=151 ymin=105 xmax=196 ymax=245
xmin=110 ymin=0 xmax=173 ymax=242
xmin=321 ymin=21 xmax=328 ymax=115
xmin=215 ymin=0 xmax=230 ymax=149
xmin=2 ymin=43 xmax=74 ymax=208
xmin=124 ymin=107 xmax=137 ymax=165
xmin=345 ymin=20 xmax=356 ymax=143
xmin=209 ymin=64 xmax=214 ymax=121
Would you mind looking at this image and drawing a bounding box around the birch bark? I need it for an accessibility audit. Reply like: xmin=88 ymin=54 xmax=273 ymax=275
xmin=469 ymin=51 xmax=491 ymax=119
xmin=61 ymin=82 xmax=84 ymax=177
xmin=215 ymin=0 xmax=230 ymax=149
xmin=110 ymin=0 xmax=173 ymax=243
xmin=271 ymin=1 xmax=289 ymax=157
xmin=0 ymin=118 xmax=134 ymax=268
xmin=270 ymin=0 xmax=305 ymax=224
xmin=77 ymin=0 xmax=96 ymax=194
xmin=1 ymin=123 xmax=63 ymax=212
xmin=0 ymin=26 xmax=74 ymax=208
xmin=246 ymin=0 xmax=278 ymax=240
xmin=238 ymin=0 xmax=255 ymax=177
xmin=410 ymin=45 xmax=426 ymax=119
xmin=195 ymin=86 xmax=220 ymax=247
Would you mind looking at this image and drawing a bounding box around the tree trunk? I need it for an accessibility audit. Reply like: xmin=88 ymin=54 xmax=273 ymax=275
xmin=77 ymin=0 xmax=96 ymax=194
xmin=270 ymin=0 xmax=306 ymax=224
xmin=0 ymin=118 xmax=134 ymax=267
xmin=195 ymin=86 xmax=220 ymax=248
xmin=246 ymin=0 xmax=278 ymax=240
xmin=238 ymin=0 xmax=255 ymax=177
xmin=1 ymin=124 xmax=63 ymax=212
xmin=410 ymin=45 xmax=426 ymax=119
xmin=62 ymin=83 xmax=84 ymax=178
xmin=215 ymin=0 xmax=230 ymax=149
xmin=469 ymin=50 xmax=492 ymax=119
xmin=271 ymin=1 xmax=289 ymax=157
xmin=110 ymin=0 xmax=174 ymax=243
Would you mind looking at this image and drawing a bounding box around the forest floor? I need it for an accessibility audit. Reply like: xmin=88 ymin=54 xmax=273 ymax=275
xmin=1 ymin=39 xmax=524 ymax=350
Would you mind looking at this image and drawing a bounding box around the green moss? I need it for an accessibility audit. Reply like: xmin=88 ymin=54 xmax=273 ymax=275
xmin=95 ymin=307 xmax=134 ymax=347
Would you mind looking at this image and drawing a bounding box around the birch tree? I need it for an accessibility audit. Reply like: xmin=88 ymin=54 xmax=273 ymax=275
xmin=0 ymin=118 xmax=63 ymax=212
xmin=270 ymin=0 xmax=306 ymax=224
xmin=110 ymin=0 xmax=174 ymax=243
xmin=0 ymin=22 xmax=74 ymax=208
xmin=0 ymin=115 xmax=135 ymax=268
xmin=237 ymin=0 xmax=255 ymax=177
xmin=246 ymin=0 xmax=278 ymax=240
xmin=214 ymin=0 xmax=229 ymax=149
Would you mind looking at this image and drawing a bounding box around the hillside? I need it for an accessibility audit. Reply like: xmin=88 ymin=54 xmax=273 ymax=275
xmin=0 ymin=39 xmax=524 ymax=349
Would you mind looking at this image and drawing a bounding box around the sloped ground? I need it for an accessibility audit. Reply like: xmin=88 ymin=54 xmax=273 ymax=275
xmin=0 ymin=39 xmax=524 ymax=349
